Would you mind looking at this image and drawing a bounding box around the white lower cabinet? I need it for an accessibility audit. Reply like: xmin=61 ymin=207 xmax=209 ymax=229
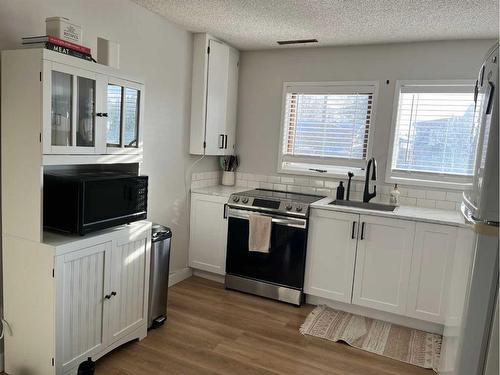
xmin=304 ymin=210 xmax=358 ymax=303
xmin=406 ymin=223 xmax=457 ymax=323
xmin=305 ymin=208 xmax=466 ymax=325
xmin=54 ymin=222 xmax=151 ymax=374
xmin=57 ymin=242 xmax=111 ymax=372
xmin=189 ymin=193 xmax=228 ymax=275
xmin=352 ymin=215 xmax=415 ymax=315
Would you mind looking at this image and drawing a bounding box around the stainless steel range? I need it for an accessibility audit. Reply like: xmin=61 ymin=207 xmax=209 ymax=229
xmin=225 ymin=189 xmax=325 ymax=306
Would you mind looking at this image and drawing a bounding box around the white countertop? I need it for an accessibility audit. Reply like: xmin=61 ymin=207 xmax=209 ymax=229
xmin=191 ymin=185 xmax=248 ymax=198
xmin=311 ymin=196 xmax=469 ymax=228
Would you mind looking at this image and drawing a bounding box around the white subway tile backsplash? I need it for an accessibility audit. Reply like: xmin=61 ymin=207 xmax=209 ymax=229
xmin=324 ymin=180 xmax=336 ymax=189
xmin=281 ymin=177 xmax=294 ymax=184
xmin=446 ymin=192 xmax=462 ymax=202
xmin=287 ymin=185 xmax=302 ymax=193
xmin=417 ymin=198 xmax=436 ymax=208
xmin=311 ymin=179 xmax=324 ymax=187
xmin=408 ymin=189 xmax=426 ymax=199
xmin=426 ymin=190 xmax=446 ymax=201
xmin=436 ymin=200 xmax=456 ymax=210
xmin=260 ymin=182 xmax=273 ymax=189
xmin=192 ymin=170 xmax=460 ymax=212
xmin=316 ymin=188 xmax=331 ymax=196
xmin=267 ymin=175 xmax=281 ymax=184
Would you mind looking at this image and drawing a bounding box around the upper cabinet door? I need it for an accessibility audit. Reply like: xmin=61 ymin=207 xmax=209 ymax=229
xmin=224 ymin=46 xmax=239 ymax=154
xmin=352 ymin=215 xmax=415 ymax=315
xmin=406 ymin=223 xmax=457 ymax=324
xmin=304 ymin=209 xmax=359 ymax=303
xmin=43 ymin=61 xmax=100 ymax=154
xmin=205 ymin=39 xmax=230 ymax=156
xmin=104 ymin=77 xmax=144 ymax=155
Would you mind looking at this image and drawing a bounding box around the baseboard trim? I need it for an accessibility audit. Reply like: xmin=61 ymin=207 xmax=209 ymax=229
xmin=306 ymin=295 xmax=444 ymax=335
xmin=168 ymin=267 xmax=193 ymax=287
xmin=192 ymin=269 xmax=225 ymax=284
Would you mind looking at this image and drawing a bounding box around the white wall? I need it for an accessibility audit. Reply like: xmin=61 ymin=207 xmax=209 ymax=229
xmin=0 ymin=0 xmax=218 ymax=274
xmin=236 ymin=40 xmax=495 ymax=188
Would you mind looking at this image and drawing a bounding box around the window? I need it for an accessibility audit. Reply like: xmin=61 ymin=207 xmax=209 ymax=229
xmin=387 ymin=81 xmax=477 ymax=188
xmin=278 ymin=82 xmax=378 ymax=176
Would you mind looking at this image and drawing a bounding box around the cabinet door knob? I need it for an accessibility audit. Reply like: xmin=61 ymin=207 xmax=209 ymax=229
xmin=104 ymin=294 xmax=111 ymax=300
xmin=111 ymin=291 xmax=117 ymax=296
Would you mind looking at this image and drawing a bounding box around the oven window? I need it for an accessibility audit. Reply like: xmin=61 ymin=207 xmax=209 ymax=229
xmin=226 ymin=217 xmax=307 ymax=289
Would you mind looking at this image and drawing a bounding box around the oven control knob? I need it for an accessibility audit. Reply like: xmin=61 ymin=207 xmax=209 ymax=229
xmin=296 ymin=206 xmax=303 ymax=212
xmin=242 ymin=197 xmax=249 ymax=204
xmin=232 ymin=196 xmax=240 ymax=203
xmin=286 ymin=204 xmax=293 ymax=210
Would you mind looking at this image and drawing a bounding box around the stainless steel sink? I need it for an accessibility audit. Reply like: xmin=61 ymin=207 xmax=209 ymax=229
xmin=329 ymin=200 xmax=397 ymax=212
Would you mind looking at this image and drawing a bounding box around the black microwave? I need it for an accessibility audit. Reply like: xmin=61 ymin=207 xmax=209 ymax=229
xmin=43 ymin=171 xmax=148 ymax=235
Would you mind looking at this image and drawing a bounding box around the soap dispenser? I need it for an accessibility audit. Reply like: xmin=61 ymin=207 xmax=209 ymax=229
xmin=336 ymin=181 xmax=345 ymax=200
xmin=389 ymin=184 xmax=400 ymax=205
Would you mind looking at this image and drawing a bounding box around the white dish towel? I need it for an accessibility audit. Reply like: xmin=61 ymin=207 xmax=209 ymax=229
xmin=248 ymin=214 xmax=272 ymax=253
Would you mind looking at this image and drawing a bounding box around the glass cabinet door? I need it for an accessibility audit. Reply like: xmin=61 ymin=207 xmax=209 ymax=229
xmin=49 ymin=65 xmax=97 ymax=152
xmin=124 ymin=88 xmax=140 ymax=148
xmin=76 ymin=77 xmax=95 ymax=147
xmin=51 ymin=71 xmax=73 ymax=146
xmin=106 ymin=82 xmax=141 ymax=149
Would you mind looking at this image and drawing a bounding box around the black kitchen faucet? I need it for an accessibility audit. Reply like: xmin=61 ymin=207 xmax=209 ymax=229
xmin=363 ymin=157 xmax=377 ymax=202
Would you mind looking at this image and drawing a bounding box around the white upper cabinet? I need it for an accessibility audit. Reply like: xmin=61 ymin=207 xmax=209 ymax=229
xmin=190 ymin=33 xmax=239 ymax=155
xmin=304 ymin=209 xmax=359 ymax=303
xmin=41 ymin=53 xmax=144 ymax=156
xmin=406 ymin=223 xmax=457 ymax=323
xmin=352 ymin=215 xmax=415 ymax=315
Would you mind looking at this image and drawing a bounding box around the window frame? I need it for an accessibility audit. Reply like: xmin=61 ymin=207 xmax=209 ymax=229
xmin=385 ymin=79 xmax=476 ymax=190
xmin=277 ymin=81 xmax=379 ymax=178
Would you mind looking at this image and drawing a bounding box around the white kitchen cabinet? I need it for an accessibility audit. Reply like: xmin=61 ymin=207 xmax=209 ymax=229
xmin=189 ymin=193 xmax=228 ymax=274
xmin=406 ymin=222 xmax=457 ymax=323
xmin=2 ymin=48 xmax=144 ymax=162
xmin=304 ymin=209 xmax=359 ymax=303
xmin=57 ymin=241 xmax=112 ymax=373
xmin=43 ymin=59 xmax=144 ymax=156
xmin=107 ymin=235 xmax=149 ymax=343
xmin=190 ymin=33 xmax=239 ymax=155
xmin=352 ymin=215 xmax=415 ymax=315
xmin=2 ymin=221 xmax=151 ymax=375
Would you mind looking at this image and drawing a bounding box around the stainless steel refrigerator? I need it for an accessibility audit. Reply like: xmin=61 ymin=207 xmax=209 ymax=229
xmin=455 ymin=42 xmax=499 ymax=375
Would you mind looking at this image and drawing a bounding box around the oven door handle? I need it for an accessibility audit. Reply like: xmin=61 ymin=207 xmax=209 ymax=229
xmin=227 ymin=207 xmax=307 ymax=229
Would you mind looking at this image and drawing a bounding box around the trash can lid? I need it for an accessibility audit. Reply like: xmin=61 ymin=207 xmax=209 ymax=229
xmin=152 ymin=223 xmax=172 ymax=241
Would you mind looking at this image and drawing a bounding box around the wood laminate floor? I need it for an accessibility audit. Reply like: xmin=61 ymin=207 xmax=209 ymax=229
xmin=96 ymin=276 xmax=433 ymax=375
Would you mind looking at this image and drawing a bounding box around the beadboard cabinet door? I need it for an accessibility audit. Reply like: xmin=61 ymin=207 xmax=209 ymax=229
xmin=189 ymin=193 xmax=228 ymax=274
xmin=406 ymin=223 xmax=457 ymax=323
xmin=352 ymin=215 xmax=415 ymax=315
xmin=304 ymin=209 xmax=359 ymax=303
xmin=56 ymin=241 xmax=112 ymax=373
xmin=107 ymin=234 xmax=149 ymax=343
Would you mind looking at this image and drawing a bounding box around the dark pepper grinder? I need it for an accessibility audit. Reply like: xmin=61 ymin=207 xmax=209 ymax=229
xmin=78 ymin=357 xmax=95 ymax=375
xmin=336 ymin=181 xmax=345 ymax=200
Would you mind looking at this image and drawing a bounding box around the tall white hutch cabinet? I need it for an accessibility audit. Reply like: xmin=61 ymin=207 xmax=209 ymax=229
xmin=1 ymin=48 xmax=151 ymax=375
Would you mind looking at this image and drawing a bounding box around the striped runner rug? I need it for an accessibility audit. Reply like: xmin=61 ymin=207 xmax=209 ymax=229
xmin=300 ymin=305 xmax=442 ymax=371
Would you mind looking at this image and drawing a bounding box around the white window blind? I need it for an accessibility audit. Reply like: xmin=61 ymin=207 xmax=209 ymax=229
xmin=390 ymin=82 xmax=477 ymax=183
xmin=280 ymin=82 xmax=377 ymax=174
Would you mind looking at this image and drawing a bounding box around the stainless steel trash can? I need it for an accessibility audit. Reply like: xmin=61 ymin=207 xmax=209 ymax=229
xmin=148 ymin=224 xmax=172 ymax=328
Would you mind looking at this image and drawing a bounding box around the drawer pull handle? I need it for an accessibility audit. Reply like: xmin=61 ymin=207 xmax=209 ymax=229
xmin=351 ymin=221 xmax=357 ymax=239
xmin=360 ymin=222 xmax=366 ymax=240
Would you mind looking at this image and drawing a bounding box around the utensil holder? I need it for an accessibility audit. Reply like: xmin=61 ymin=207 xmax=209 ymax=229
xmin=221 ymin=171 xmax=235 ymax=186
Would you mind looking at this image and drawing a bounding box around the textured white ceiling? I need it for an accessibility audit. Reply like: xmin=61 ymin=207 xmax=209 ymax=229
xmin=133 ymin=0 xmax=499 ymax=50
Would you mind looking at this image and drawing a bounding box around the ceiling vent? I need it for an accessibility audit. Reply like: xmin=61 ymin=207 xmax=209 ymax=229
xmin=277 ymin=39 xmax=318 ymax=45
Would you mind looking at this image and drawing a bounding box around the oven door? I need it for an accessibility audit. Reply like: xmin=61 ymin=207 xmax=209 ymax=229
xmin=225 ymin=207 xmax=308 ymax=289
